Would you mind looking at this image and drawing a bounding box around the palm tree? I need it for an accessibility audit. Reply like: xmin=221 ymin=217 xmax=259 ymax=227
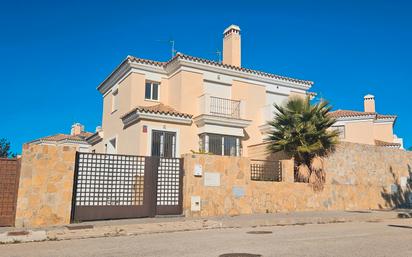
xmin=267 ymin=96 xmax=339 ymax=185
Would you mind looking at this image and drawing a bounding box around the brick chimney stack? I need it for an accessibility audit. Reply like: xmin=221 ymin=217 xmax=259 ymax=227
xmin=364 ymin=94 xmax=376 ymax=113
xmin=71 ymin=123 xmax=84 ymax=136
xmin=222 ymin=25 xmax=241 ymax=67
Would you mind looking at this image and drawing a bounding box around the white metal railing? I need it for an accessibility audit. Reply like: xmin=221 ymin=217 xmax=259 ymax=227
xmin=198 ymin=94 xmax=244 ymax=119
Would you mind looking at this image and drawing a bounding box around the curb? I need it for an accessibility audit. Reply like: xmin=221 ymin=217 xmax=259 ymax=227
xmin=0 ymin=230 xmax=47 ymax=244
xmin=0 ymin=211 xmax=405 ymax=244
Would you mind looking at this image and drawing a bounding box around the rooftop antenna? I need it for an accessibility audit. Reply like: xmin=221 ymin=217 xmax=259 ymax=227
xmin=215 ymin=50 xmax=222 ymax=63
xmin=209 ymin=50 xmax=222 ymax=63
xmin=156 ymin=39 xmax=177 ymax=59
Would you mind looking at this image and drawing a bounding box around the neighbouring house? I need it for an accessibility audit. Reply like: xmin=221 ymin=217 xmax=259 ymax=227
xmin=28 ymin=123 xmax=93 ymax=152
xmin=89 ymin=25 xmax=314 ymax=157
xmin=329 ymin=95 xmax=404 ymax=149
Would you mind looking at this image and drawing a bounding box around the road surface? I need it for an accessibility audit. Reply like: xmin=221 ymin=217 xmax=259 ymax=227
xmin=1 ymin=219 xmax=412 ymax=257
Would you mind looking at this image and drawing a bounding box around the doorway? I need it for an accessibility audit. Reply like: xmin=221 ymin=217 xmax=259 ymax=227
xmin=151 ymin=130 xmax=176 ymax=158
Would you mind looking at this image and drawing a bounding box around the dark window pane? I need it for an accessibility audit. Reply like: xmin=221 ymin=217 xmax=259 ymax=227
xmin=209 ymin=134 xmax=222 ymax=155
xmin=163 ymin=132 xmax=175 ymax=158
xmin=145 ymin=82 xmax=151 ymax=99
xmin=152 ymin=83 xmax=159 ymax=100
xmin=151 ymin=130 xmax=176 ymax=157
xmin=199 ymin=134 xmax=205 ymax=152
xmin=224 ymin=136 xmax=236 ymax=156
xmin=151 ymin=131 xmax=162 ymax=157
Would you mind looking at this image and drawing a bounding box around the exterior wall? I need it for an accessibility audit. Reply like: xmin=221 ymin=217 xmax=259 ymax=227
xmin=91 ymin=139 xmax=105 ymax=153
xmin=100 ymin=72 xmax=174 ymax=155
xmin=15 ymin=144 xmax=76 ymax=228
xmin=126 ymin=120 xmax=196 ymax=157
xmin=341 ymin=120 xmax=375 ymax=145
xmin=247 ymin=142 xmax=288 ymax=161
xmin=97 ymin=61 xmax=310 ymax=157
xmin=336 ymin=119 xmax=395 ymax=146
xmin=180 ymin=71 xmax=204 ymax=117
xmin=98 ymin=69 xmax=204 ymax=156
xmin=183 ymin=142 xmax=412 ymax=217
xmin=374 ymin=122 xmax=394 ymax=142
xmin=232 ymin=80 xmax=267 ymax=155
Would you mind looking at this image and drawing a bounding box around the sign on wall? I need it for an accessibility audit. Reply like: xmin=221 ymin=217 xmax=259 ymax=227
xmin=204 ymin=172 xmax=220 ymax=187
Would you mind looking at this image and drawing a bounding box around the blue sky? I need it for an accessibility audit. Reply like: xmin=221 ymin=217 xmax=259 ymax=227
xmin=1 ymin=0 xmax=411 ymax=153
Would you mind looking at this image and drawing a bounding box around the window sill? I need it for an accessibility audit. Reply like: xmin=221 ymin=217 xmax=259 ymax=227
xmin=144 ymin=99 xmax=160 ymax=103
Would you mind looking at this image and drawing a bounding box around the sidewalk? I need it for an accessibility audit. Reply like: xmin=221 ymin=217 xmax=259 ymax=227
xmin=1 ymin=209 xmax=410 ymax=244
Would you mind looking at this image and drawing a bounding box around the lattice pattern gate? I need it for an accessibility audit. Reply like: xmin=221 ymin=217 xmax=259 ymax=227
xmin=71 ymin=153 xmax=183 ymax=222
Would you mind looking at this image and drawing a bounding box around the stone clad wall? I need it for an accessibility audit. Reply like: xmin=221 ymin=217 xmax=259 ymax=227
xmin=182 ymin=142 xmax=412 ymax=217
xmin=15 ymin=144 xmax=76 ymax=228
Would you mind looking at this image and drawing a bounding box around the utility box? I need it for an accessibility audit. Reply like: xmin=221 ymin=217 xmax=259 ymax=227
xmin=194 ymin=164 xmax=202 ymax=177
xmin=191 ymin=196 xmax=201 ymax=211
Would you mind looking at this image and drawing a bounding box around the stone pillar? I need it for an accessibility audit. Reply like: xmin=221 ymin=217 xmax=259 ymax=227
xmin=15 ymin=144 xmax=77 ymax=228
xmin=281 ymin=159 xmax=294 ymax=183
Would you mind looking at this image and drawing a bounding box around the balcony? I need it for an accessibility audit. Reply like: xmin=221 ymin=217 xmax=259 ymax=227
xmin=194 ymin=94 xmax=251 ymax=137
xmin=210 ymin=96 xmax=241 ymax=118
xmin=198 ymin=94 xmax=244 ymax=119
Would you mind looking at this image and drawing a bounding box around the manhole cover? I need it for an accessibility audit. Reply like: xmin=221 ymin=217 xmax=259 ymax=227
xmin=345 ymin=210 xmax=372 ymax=214
xmin=246 ymin=231 xmax=272 ymax=234
xmin=7 ymin=231 xmax=29 ymax=236
xmin=219 ymin=254 xmax=262 ymax=257
xmin=66 ymin=225 xmax=94 ymax=230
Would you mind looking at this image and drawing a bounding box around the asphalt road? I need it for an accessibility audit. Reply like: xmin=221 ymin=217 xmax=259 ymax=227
xmin=1 ymin=219 xmax=412 ymax=257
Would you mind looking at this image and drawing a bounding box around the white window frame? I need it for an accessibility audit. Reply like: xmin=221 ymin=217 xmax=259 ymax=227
xmin=145 ymin=81 xmax=160 ymax=101
xmin=201 ymin=133 xmax=241 ymax=157
xmin=105 ymin=135 xmax=118 ymax=154
xmin=146 ymin=126 xmax=180 ymax=157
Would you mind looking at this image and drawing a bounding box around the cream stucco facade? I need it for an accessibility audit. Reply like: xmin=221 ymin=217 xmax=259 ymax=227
xmin=90 ymin=25 xmax=313 ymax=157
xmin=330 ymin=95 xmax=403 ymax=149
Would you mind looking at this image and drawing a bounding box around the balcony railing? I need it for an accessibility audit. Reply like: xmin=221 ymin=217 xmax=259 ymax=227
xmin=198 ymin=94 xmax=244 ymax=119
xmin=210 ymin=96 xmax=241 ymax=119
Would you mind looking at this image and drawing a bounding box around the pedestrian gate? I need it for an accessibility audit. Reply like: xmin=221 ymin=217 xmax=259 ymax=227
xmin=0 ymin=158 xmax=20 ymax=227
xmin=71 ymin=152 xmax=183 ymax=222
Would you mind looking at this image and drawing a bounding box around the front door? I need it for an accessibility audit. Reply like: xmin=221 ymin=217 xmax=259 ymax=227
xmin=151 ymin=130 xmax=176 ymax=158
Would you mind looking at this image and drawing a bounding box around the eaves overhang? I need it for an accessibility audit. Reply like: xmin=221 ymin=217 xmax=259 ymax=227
xmin=122 ymin=110 xmax=193 ymax=128
xmin=193 ymin=114 xmax=252 ymax=128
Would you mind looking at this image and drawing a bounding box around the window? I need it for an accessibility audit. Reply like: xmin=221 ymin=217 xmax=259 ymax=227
xmin=200 ymin=133 xmax=241 ymax=156
xmin=106 ymin=137 xmax=117 ymax=154
xmin=151 ymin=130 xmax=176 ymax=158
xmin=111 ymin=89 xmax=118 ymax=113
xmin=332 ymin=126 xmax=345 ymax=139
xmin=145 ymin=81 xmax=159 ymax=101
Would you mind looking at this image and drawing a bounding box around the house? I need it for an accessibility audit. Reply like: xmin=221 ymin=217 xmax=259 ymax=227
xmin=89 ymin=25 xmax=314 ymax=157
xmin=28 ymin=123 xmax=93 ymax=152
xmin=330 ymin=95 xmax=404 ymax=149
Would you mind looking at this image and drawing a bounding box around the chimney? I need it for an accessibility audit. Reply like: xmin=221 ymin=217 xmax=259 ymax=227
xmin=71 ymin=123 xmax=84 ymax=136
xmin=364 ymin=94 xmax=376 ymax=113
xmin=222 ymin=25 xmax=241 ymax=67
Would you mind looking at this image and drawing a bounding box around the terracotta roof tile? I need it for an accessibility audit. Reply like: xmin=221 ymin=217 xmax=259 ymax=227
xmin=329 ymin=110 xmax=376 ymax=118
xmin=126 ymin=56 xmax=166 ymax=67
xmin=329 ymin=110 xmax=397 ymax=120
xmin=375 ymin=140 xmax=401 ymax=148
xmin=376 ymin=114 xmax=397 ymax=119
xmin=121 ymin=103 xmax=193 ymax=119
xmin=127 ymin=52 xmax=313 ymax=86
xmin=36 ymin=132 xmax=93 ymax=143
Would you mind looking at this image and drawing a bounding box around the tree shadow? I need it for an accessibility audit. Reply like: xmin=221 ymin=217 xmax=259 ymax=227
xmin=379 ymin=165 xmax=412 ymax=210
